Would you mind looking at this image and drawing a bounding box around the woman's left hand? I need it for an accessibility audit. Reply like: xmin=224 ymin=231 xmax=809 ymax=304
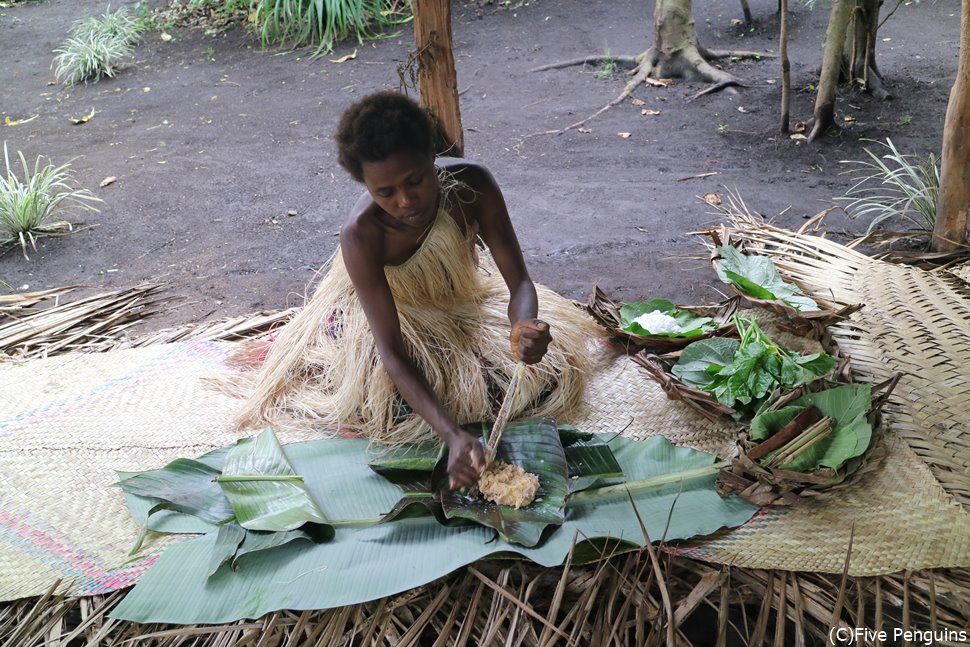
xmin=510 ymin=319 xmax=552 ymax=364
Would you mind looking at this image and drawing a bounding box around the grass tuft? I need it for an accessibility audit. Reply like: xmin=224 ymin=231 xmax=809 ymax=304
xmin=837 ymin=137 xmax=940 ymax=235
xmin=0 ymin=143 xmax=101 ymax=259
xmin=52 ymin=7 xmax=144 ymax=86
xmin=252 ymin=0 xmax=411 ymax=54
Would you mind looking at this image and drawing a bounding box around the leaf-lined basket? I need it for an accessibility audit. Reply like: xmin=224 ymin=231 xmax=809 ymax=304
xmin=586 ymin=286 xmax=739 ymax=354
xmin=705 ymin=232 xmax=863 ymax=340
xmin=716 ymin=375 xmax=899 ymax=506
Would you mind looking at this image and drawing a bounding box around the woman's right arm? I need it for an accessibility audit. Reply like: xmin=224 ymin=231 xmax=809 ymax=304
xmin=341 ymin=218 xmax=485 ymax=487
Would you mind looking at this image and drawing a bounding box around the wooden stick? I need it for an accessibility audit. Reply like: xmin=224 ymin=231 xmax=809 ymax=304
xmin=748 ymin=405 xmax=823 ymax=460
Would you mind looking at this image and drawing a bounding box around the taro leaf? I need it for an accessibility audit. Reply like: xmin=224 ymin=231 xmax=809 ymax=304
xmin=115 ymin=458 xmax=234 ymax=525
xmin=672 ymin=337 xmax=740 ymax=389
xmin=619 ymin=298 xmax=716 ymax=337
xmin=217 ymin=429 xmax=328 ymax=532
xmin=715 ymin=246 xmax=819 ymax=312
xmin=564 ymin=441 xmax=625 ymax=493
xmin=434 ymin=418 xmax=568 ymax=547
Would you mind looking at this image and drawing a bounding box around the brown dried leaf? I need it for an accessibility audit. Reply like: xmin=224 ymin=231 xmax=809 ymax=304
xmin=793 ymin=122 xmax=806 ymax=133
xmin=703 ymin=193 xmax=722 ymax=206
xmin=790 ymin=133 xmax=808 ymax=141
xmin=69 ymin=107 xmax=96 ymax=125
xmin=330 ymin=48 xmax=358 ymax=63
xmin=646 ymin=78 xmax=674 ymax=87
xmin=617 ymin=132 xmax=632 ymax=138
xmin=100 ymin=176 xmax=117 ymax=188
xmin=641 ymin=109 xmax=661 ymax=116
xmin=578 ymin=127 xmax=591 ymax=134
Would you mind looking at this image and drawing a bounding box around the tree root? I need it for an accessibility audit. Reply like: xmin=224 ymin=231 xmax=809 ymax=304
xmin=702 ymin=48 xmax=776 ymax=60
xmin=529 ymin=56 xmax=640 ymax=73
xmin=532 ymin=46 xmax=749 ymax=136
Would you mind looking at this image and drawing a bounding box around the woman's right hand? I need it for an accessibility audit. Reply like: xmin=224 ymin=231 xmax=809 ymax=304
xmin=446 ymin=428 xmax=486 ymax=489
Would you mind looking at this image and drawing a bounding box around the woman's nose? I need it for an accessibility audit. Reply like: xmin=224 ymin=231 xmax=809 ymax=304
xmin=398 ymin=191 xmax=413 ymax=209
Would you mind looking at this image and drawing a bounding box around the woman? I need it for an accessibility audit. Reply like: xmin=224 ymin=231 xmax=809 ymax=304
xmin=232 ymin=91 xmax=605 ymax=488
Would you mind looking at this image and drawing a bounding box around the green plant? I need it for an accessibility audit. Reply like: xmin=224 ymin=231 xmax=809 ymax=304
xmin=594 ymin=48 xmax=617 ymax=80
xmin=673 ymin=316 xmax=836 ymax=417
xmin=717 ymin=123 xmax=730 ymax=134
xmin=252 ymin=0 xmax=412 ymax=54
xmin=0 ymin=143 xmax=101 ymax=259
xmin=52 ymin=7 xmax=144 ymax=85
xmin=837 ymin=137 xmax=940 ymax=234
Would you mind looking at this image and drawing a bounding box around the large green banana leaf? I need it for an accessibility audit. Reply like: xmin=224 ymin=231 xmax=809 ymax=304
xmin=216 ymin=429 xmax=328 ymax=531
xmin=111 ymin=435 xmax=756 ymax=624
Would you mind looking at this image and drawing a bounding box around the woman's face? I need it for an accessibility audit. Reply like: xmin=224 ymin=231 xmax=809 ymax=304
xmin=361 ymin=151 xmax=439 ymax=230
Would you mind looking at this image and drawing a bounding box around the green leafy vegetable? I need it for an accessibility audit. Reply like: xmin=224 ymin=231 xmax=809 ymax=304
xmin=715 ymin=246 xmax=819 ymax=312
xmin=674 ymin=316 xmax=836 ymax=416
xmin=619 ymin=298 xmax=717 ymax=337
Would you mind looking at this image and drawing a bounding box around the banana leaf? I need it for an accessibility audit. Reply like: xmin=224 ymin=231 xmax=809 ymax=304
xmin=208 ymin=523 xmax=334 ymax=576
xmin=749 ymin=384 xmax=873 ymax=471
xmin=433 ymin=419 xmax=567 ymax=547
xmin=216 ymin=429 xmax=328 ymax=532
xmin=619 ymin=298 xmax=716 ymax=337
xmin=564 ymin=439 xmax=625 ymax=493
xmin=715 ymin=245 xmax=818 ymax=312
xmin=115 ymin=458 xmax=234 ymax=526
xmin=112 ymin=435 xmax=756 ymax=624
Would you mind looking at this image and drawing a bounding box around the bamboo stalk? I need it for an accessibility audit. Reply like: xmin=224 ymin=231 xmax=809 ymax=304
xmin=763 ymin=417 xmax=834 ymax=468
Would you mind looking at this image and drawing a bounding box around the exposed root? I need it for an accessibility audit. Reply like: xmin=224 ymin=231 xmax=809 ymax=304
xmin=532 ymin=46 xmax=746 ymax=136
xmin=690 ymin=78 xmax=743 ymax=101
xmin=529 ymin=55 xmax=639 ymax=73
xmin=702 ymin=48 xmax=776 ymax=60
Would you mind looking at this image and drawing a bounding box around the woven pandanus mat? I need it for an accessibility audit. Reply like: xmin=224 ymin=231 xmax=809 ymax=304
xmin=0 ymin=341 xmax=321 ymax=601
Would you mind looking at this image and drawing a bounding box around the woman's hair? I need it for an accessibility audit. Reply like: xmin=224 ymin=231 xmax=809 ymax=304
xmin=335 ymin=91 xmax=435 ymax=182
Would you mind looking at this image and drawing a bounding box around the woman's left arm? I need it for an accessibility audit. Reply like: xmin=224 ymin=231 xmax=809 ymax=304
xmin=470 ymin=166 xmax=552 ymax=364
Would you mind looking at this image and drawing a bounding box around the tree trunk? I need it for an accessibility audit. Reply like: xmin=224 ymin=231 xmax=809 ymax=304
xmin=932 ymin=0 xmax=970 ymax=252
xmin=845 ymin=0 xmax=888 ymax=99
xmin=650 ymin=0 xmax=730 ymax=84
xmin=808 ymin=0 xmax=853 ymax=140
xmin=413 ymin=0 xmax=464 ymax=157
xmin=779 ymin=0 xmax=791 ymax=133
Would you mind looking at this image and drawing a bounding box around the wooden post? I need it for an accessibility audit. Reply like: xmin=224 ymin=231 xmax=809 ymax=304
xmin=933 ymin=0 xmax=970 ymax=252
xmin=413 ymin=0 xmax=464 ymax=157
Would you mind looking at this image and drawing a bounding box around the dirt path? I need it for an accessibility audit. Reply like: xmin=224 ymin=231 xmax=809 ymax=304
xmin=0 ymin=0 xmax=959 ymax=332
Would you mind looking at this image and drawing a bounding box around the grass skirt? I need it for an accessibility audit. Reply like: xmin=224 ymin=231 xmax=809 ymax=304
xmin=228 ymin=205 xmax=608 ymax=446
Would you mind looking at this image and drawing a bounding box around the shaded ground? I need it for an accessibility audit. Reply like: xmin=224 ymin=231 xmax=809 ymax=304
xmin=0 ymin=0 xmax=960 ymax=333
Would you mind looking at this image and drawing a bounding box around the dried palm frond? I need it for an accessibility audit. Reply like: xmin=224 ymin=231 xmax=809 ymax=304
xmin=2 ymin=553 xmax=966 ymax=646
xmin=0 ymin=284 xmax=173 ymax=359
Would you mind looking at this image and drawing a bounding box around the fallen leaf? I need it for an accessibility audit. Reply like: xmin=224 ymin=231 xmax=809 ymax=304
xmin=143 ymin=87 xmax=151 ymax=93
xmin=578 ymin=127 xmax=591 ymax=134
xmin=211 ymin=95 xmax=219 ymax=101
xmin=766 ymin=79 xmax=776 ymax=84
xmin=737 ymin=106 xmax=749 ymax=113
xmin=730 ymin=18 xmax=742 ymax=25
xmin=287 ymin=209 xmax=297 ymax=217
xmin=793 ymin=122 xmax=806 ymax=133
xmin=330 ymin=48 xmax=358 ymax=64
xmin=646 ymin=78 xmax=673 ymax=87
xmin=630 ymin=98 xmax=646 ymax=106
xmin=702 ymin=193 xmax=722 ymax=206
xmin=843 ymin=115 xmax=857 ymax=123
xmin=160 ymin=32 xmax=173 ymax=42
xmin=100 ymin=176 xmax=117 ymax=187
xmin=635 ymin=226 xmax=647 ymax=233
xmin=790 ymin=133 xmax=808 ymax=141
xmin=69 ymin=107 xmax=96 ymax=125
xmin=5 ymin=115 xmax=39 ymax=126
xmin=641 ymin=109 xmax=661 ymax=116
xmin=617 ymin=132 xmax=632 ymax=138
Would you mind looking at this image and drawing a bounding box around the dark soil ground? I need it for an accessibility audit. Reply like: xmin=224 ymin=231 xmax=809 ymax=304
xmin=0 ymin=0 xmax=960 ymax=333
